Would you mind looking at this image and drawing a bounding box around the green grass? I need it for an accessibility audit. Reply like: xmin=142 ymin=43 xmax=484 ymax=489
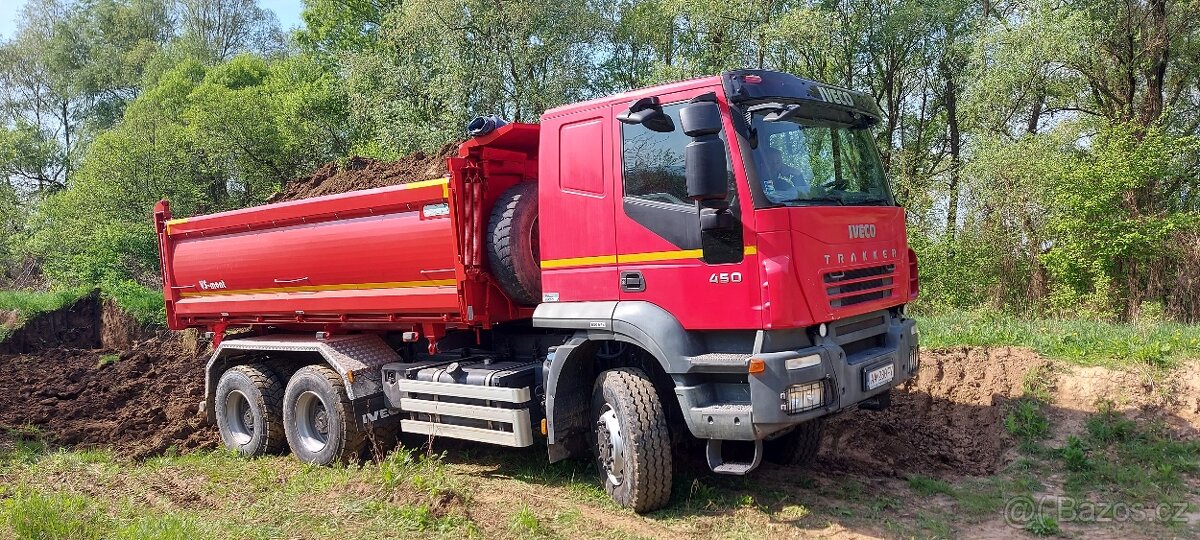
xmin=1060 ymin=403 xmax=1200 ymax=504
xmin=908 ymin=475 xmax=956 ymax=497
xmin=915 ymin=308 xmax=1200 ymax=368
xmin=100 ymin=280 xmax=166 ymax=326
xmin=1006 ymin=399 xmax=1051 ymax=443
xmin=1 ymin=444 xmax=476 ymax=540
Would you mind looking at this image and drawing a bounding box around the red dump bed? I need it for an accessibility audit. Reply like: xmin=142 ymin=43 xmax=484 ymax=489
xmin=155 ymin=123 xmax=541 ymax=337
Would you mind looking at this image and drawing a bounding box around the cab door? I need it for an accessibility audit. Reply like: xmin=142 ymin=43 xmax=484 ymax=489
xmin=611 ymin=88 xmax=761 ymax=330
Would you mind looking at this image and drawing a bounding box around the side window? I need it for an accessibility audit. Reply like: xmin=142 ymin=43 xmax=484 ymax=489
xmin=618 ymin=100 xmax=743 ymax=262
xmin=620 ymin=104 xmax=691 ymax=205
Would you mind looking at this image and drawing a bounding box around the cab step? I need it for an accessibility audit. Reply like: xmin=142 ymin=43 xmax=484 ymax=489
xmin=706 ymin=439 xmax=763 ymax=475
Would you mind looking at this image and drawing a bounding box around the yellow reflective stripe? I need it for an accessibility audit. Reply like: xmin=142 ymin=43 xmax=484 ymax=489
xmin=617 ymin=249 xmax=703 ymax=263
xmin=402 ymin=177 xmax=450 ymax=190
xmin=541 ymin=246 xmax=759 ymax=269
xmin=540 ymin=254 xmax=618 ymax=269
xmin=164 ymin=218 xmax=188 ymax=235
xmin=178 ymin=279 xmax=457 ymax=298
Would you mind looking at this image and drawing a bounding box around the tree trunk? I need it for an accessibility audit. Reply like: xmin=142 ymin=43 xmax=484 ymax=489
xmin=943 ymin=61 xmax=961 ymax=240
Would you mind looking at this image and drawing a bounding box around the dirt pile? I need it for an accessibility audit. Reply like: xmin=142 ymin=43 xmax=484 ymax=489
xmin=269 ymin=145 xmax=457 ymax=203
xmin=820 ymin=347 xmax=1051 ymax=477
xmin=0 ymin=290 xmax=102 ymax=354
xmin=0 ymin=333 xmax=216 ymax=459
xmin=0 ymin=293 xmax=216 ymax=459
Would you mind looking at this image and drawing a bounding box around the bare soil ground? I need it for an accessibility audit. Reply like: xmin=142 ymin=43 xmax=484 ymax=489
xmin=0 ymin=296 xmax=216 ymax=459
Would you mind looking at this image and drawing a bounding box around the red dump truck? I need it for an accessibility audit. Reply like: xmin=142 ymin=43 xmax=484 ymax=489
xmin=155 ymin=69 xmax=920 ymax=512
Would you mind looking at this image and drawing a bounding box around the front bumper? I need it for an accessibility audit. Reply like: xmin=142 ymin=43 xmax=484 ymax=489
xmin=676 ymin=310 xmax=919 ymax=441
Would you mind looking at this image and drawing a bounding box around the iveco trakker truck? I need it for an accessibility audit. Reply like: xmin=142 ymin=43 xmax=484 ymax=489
xmin=155 ymin=69 xmax=920 ymax=512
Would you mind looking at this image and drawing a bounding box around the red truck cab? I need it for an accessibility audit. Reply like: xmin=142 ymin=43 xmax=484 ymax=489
xmin=156 ymin=69 xmax=919 ymax=513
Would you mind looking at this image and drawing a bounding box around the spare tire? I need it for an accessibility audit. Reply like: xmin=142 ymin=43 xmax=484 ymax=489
xmin=487 ymin=183 xmax=541 ymax=305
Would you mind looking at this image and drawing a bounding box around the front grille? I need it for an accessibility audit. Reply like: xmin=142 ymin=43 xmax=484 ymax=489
xmin=824 ymin=264 xmax=897 ymax=308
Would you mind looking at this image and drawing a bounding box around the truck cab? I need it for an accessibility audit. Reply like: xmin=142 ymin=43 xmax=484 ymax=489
xmin=533 ymin=69 xmax=919 ymax=479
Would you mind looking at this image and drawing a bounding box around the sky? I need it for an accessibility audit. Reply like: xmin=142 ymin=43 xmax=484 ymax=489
xmin=0 ymin=0 xmax=307 ymax=39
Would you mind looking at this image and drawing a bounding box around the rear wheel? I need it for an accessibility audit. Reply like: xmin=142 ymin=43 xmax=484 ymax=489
xmin=214 ymin=364 xmax=285 ymax=457
xmin=283 ymin=365 xmax=365 ymax=465
xmin=591 ymin=368 xmax=672 ymax=513
xmin=763 ymin=418 xmax=825 ymax=466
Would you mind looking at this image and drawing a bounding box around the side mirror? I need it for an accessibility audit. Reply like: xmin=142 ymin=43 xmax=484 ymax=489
xmin=679 ymin=101 xmax=728 ymax=201
xmin=617 ymin=97 xmax=675 ymax=133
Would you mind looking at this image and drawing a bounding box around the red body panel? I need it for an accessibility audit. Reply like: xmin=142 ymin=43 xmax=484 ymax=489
xmin=157 ymin=76 xmax=916 ymax=337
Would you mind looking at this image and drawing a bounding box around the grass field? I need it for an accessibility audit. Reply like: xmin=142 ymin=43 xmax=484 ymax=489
xmin=915 ymin=309 xmax=1200 ymax=369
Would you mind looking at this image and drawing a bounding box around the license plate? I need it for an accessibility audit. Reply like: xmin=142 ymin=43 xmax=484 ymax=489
xmin=865 ymin=363 xmax=895 ymax=390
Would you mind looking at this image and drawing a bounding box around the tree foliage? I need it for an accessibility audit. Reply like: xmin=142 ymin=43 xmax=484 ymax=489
xmin=0 ymin=0 xmax=1198 ymax=322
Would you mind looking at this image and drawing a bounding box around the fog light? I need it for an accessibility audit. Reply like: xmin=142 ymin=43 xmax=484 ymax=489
xmin=782 ymin=382 xmax=824 ymax=414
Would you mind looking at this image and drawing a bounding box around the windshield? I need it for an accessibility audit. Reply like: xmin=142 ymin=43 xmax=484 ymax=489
xmin=749 ymin=110 xmax=893 ymax=207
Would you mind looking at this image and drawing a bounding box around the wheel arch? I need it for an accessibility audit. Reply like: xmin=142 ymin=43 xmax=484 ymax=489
xmin=540 ymin=302 xmax=698 ymax=462
xmin=203 ymin=334 xmax=402 ymax=423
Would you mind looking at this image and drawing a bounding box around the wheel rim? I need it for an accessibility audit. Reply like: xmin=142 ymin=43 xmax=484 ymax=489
xmin=224 ymin=390 xmax=254 ymax=446
xmin=596 ymin=403 xmax=626 ymax=486
xmin=293 ymin=391 xmax=331 ymax=453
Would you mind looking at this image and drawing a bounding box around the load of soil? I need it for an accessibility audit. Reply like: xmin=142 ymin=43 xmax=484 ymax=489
xmin=0 ymin=296 xmax=216 ymax=459
xmin=269 ymin=144 xmax=457 ymax=203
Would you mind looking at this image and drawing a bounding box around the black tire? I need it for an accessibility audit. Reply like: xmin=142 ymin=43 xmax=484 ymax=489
xmin=214 ymin=364 xmax=286 ymax=457
xmin=763 ymin=418 xmax=825 ymax=466
xmin=282 ymin=365 xmax=365 ymax=465
xmin=487 ymin=183 xmax=541 ymax=305
xmin=591 ymin=368 xmax=672 ymax=513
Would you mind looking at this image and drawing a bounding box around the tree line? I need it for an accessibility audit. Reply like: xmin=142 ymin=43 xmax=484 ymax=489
xmin=0 ymin=0 xmax=1198 ymax=322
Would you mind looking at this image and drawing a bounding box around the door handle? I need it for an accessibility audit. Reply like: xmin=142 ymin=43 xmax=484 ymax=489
xmin=620 ymin=271 xmax=645 ymax=292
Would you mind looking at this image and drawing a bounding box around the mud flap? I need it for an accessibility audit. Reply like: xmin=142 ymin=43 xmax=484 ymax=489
xmin=351 ymin=394 xmax=402 ymax=431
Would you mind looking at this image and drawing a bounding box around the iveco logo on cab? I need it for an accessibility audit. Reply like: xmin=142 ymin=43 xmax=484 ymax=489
xmin=848 ymin=224 xmax=877 ymax=239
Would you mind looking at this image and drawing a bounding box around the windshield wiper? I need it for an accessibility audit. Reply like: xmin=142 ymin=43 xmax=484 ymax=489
xmin=788 ymin=196 xmax=845 ymax=206
xmin=850 ymin=197 xmax=892 ymax=206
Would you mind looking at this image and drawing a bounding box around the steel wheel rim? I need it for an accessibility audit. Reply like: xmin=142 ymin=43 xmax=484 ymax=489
xmin=224 ymin=390 xmax=254 ymax=446
xmin=294 ymin=391 xmax=331 ymax=453
xmin=596 ymin=403 xmax=626 ymax=486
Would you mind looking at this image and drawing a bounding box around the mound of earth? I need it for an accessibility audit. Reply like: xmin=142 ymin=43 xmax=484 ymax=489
xmin=0 ymin=294 xmax=216 ymax=459
xmin=0 ymin=290 xmax=102 ymax=354
xmin=820 ymin=347 xmax=1051 ymax=477
xmin=269 ymin=144 xmax=457 ymax=203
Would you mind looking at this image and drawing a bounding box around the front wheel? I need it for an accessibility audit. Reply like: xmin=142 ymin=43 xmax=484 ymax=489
xmin=591 ymin=368 xmax=672 ymax=513
xmin=763 ymin=418 xmax=825 ymax=466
